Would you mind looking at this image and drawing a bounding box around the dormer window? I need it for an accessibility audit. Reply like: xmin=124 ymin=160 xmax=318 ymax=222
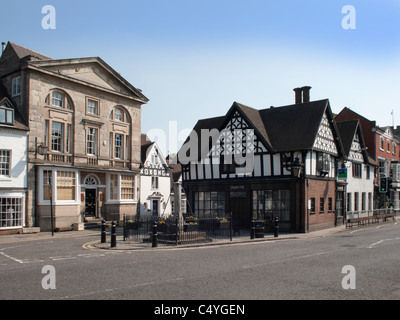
xmin=0 ymin=107 xmax=14 ymax=125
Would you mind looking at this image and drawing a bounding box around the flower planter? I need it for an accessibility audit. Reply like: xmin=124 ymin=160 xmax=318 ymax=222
xmin=184 ymin=224 xmax=199 ymax=232
xmin=125 ymin=222 xmax=139 ymax=230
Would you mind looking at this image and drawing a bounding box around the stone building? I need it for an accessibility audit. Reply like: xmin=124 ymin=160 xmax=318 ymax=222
xmin=0 ymin=41 xmax=148 ymax=231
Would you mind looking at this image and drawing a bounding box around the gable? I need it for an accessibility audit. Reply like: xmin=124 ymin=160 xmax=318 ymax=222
xmin=141 ymin=143 xmax=170 ymax=177
xmin=313 ymin=112 xmax=338 ymax=156
xmin=349 ymin=132 xmax=364 ymax=162
xmin=28 ymin=58 xmax=148 ymax=103
xmin=208 ymin=110 xmax=268 ymax=160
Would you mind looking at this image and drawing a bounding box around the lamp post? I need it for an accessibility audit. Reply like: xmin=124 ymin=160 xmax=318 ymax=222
xmin=48 ymin=175 xmax=54 ymax=237
xmin=292 ymin=156 xmax=305 ymax=232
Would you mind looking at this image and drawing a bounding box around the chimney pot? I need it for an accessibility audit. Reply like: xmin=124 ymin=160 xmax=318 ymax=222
xmin=293 ymin=87 xmax=302 ymax=104
xmin=301 ymin=86 xmax=312 ymax=103
xmin=1 ymin=42 xmax=5 ymax=55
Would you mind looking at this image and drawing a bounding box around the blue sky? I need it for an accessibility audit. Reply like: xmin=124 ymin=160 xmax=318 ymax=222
xmin=2 ymin=0 xmax=400 ymax=154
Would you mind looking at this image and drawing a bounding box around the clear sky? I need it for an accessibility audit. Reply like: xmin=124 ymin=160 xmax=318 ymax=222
xmin=2 ymin=0 xmax=400 ymax=154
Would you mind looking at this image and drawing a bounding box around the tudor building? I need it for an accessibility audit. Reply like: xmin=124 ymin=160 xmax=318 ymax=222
xmin=0 ymin=42 xmax=148 ymax=231
xmin=178 ymin=87 xmax=346 ymax=232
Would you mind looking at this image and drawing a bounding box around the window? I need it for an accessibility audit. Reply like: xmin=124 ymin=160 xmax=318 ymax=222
xmin=0 ymin=107 xmax=14 ymax=125
xmin=380 ymin=137 xmax=384 ymax=150
xmin=12 ymin=77 xmax=21 ymax=96
xmin=347 ymin=193 xmax=352 ymax=212
xmin=393 ymin=143 xmax=397 ymax=156
xmin=354 ymin=192 xmax=359 ymax=212
xmin=46 ymin=90 xmax=73 ymax=110
xmin=51 ymin=121 xmax=64 ymax=152
xmin=328 ymin=198 xmax=333 ymax=212
xmin=387 ymin=140 xmax=390 ymax=153
xmin=43 ymin=170 xmax=52 ymax=201
xmin=56 ymin=171 xmax=76 ymax=201
xmin=320 ymin=198 xmax=325 ymax=213
xmin=121 ymin=175 xmax=135 ymax=200
xmin=0 ymin=150 xmax=11 ymax=177
xmin=368 ymin=193 xmax=372 ymax=211
xmin=0 ymin=197 xmax=23 ymax=228
xmin=317 ymin=153 xmax=330 ymax=175
xmin=151 ymin=176 xmax=159 ymax=189
xmin=66 ymin=124 xmax=71 ymax=154
xmin=86 ymin=127 xmax=98 ymax=156
xmin=109 ymin=174 xmax=119 ymax=200
xmin=87 ymin=99 xmax=99 ymax=115
xmin=114 ymin=108 xmax=124 ymax=122
xmin=366 ymin=165 xmax=370 ymax=180
xmin=194 ymin=192 xmax=226 ymax=218
xmin=52 ymin=91 xmax=64 ymax=108
xmin=362 ymin=192 xmax=366 ymax=211
xmin=114 ymin=134 xmax=123 ymax=159
xmin=108 ymin=174 xmax=137 ymax=202
xmin=352 ymin=162 xmax=362 ymax=178
xmin=310 ymin=198 xmax=316 ymax=214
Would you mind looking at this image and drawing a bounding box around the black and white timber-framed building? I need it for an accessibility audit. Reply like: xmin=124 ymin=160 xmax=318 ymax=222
xmin=177 ymin=87 xmax=347 ymax=233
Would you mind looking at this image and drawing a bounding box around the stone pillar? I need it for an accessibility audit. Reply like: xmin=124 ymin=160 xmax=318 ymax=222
xmin=173 ymin=181 xmax=184 ymax=228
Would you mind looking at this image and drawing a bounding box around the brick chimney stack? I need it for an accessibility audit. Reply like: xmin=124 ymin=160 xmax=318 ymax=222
xmin=293 ymin=86 xmax=312 ymax=104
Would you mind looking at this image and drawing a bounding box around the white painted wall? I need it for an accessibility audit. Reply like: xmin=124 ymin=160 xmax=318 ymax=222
xmin=0 ymin=129 xmax=28 ymax=189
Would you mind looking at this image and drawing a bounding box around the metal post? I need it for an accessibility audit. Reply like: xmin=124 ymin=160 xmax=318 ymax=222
xmin=250 ymin=217 xmax=255 ymax=239
xmin=229 ymin=212 xmax=232 ymax=241
xmin=101 ymin=219 xmax=106 ymax=243
xmin=274 ymin=217 xmax=279 ymax=238
xmin=123 ymin=214 xmax=126 ymax=241
xmin=152 ymin=220 xmax=158 ymax=248
xmin=111 ymin=221 xmax=117 ymax=248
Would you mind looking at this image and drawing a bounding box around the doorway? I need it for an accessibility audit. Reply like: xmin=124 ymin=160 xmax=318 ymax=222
xmin=229 ymin=191 xmax=250 ymax=229
xmin=152 ymin=200 xmax=159 ymax=217
xmin=85 ymin=189 xmax=96 ymax=217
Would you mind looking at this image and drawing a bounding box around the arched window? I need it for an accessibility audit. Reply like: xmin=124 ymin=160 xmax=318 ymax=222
xmin=109 ymin=106 xmax=131 ymax=162
xmin=45 ymin=90 xmax=73 ymax=110
xmin=43 ymin=89 xmax=74 ymax=158
xmin=110 ymin=106 xmax=130 ymax=123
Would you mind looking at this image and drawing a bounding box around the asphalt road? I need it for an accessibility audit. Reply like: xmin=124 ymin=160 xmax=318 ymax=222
xmin=0 ymin=220 xmax=399 ymax=302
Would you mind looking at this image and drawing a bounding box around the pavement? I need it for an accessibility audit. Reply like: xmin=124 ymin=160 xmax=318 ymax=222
xmin=0 ymin=216 xmax=397 ymax=250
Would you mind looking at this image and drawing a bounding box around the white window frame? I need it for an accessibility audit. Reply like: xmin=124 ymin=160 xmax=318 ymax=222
xmin=0 ymin=193 xmax=25 ymax=229
xmin=106 ymin=173 xmax=137 ymax=204
xmin=86 ymin=98 xmax=99 ymax=116
xmin=38 ymin=167 xmax=80 ymax=206
xmin=0 ymin=107 xmax=14 ymax=125
xmin=86 ymin=127 xmax=98 ymax=156
xmin=0 ymin=150 xmax=11 ymax=177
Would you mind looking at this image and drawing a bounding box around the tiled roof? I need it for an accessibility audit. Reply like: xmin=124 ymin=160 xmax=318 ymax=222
xmin=8 ymin=41 xmax=52 ymax=60
xmin=180 ymin=99 xmax=341 ymax=161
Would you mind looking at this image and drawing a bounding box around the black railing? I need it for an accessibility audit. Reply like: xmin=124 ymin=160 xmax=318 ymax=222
xmin=123 ymin=213 xmax=233 ymax=246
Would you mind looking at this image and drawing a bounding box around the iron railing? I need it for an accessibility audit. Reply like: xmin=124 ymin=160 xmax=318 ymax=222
xmin=123 ymin=213 xmax=233 ymax=246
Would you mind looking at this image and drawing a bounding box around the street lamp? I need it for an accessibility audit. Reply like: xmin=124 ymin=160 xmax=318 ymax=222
xmin=292 ymin=157 xmax=303 ymax=178
xmin=48 ymin=175 xmax=54 ymax=237
xmin=37 ymin=143 xmax=49 ymax=156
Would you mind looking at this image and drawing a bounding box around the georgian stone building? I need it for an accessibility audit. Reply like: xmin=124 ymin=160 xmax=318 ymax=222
xmin=0 ymin=42 xmax=148 ymax=231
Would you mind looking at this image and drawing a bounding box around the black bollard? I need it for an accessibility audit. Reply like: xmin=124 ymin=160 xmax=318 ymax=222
xmin=250 ymin=217 xmax=255 ymax=240
xmin=101 ymin=219 xmax=106 ymax=243
xmin=274 ymin=217 xmax=279 ymax=238
xmin=152 ymin=220 xmax=158 ymax=248
xmin=111 ymin=221 xmax=117 ymax=248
